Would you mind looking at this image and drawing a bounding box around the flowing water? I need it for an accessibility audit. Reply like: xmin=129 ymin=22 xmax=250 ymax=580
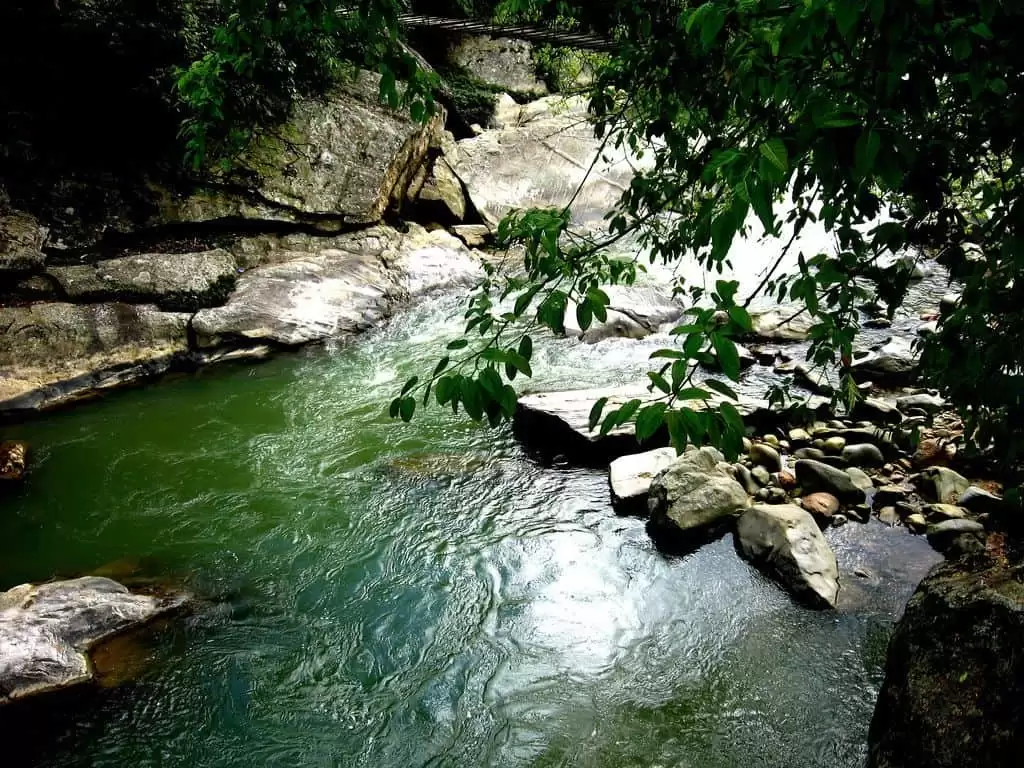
xmin=0 ymin=269 xmax=944 ymax=767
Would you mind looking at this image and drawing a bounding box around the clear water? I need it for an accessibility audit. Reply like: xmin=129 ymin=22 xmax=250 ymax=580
xmin=0 ymin=287 xmax=942 ymax=768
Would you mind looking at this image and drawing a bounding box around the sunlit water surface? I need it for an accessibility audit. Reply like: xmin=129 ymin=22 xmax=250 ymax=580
xmin=0 ymin=263 xmax=944 ymax=767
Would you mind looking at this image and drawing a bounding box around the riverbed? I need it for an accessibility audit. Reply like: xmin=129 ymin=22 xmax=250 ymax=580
xmin=0 ymin=285 xmax=942 ymax=768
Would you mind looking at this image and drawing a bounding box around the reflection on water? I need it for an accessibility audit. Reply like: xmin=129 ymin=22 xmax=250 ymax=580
xmin=0 ymin=253 xmax=943 ymax=767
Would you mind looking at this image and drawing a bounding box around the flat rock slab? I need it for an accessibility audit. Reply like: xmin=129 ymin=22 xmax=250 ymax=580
xmin=608 ymin=447 xmax=678 ymax=514
xmin=0 ymin=577 xmax=188 ymax=704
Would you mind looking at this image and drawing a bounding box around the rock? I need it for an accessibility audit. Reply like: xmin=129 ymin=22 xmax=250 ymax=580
xmin=747 ymin=308 xmax=814 ymax=340
xmin=939 ymin=292 xmax=960 ymax=314
xmin=608 ymin=448 xmax=678 ymax=514
xmin=874 ymin=484 xmax=912 ymax=509
xmin=167 ymin=72 xmax=442 ymax=226
xmin=564 ymin=286 xmax=685 ymax=343
xmin=925 ymin=519 xmax=986 ymax=553
xmin=732 ymin=463 xmax=760 ymax=495
xmin=192 ymin=228 xmax=405 ymax=349
xmin=905 ymin=513 xmax=928 ymax=533
xmin=487 ymin=93 xmax=524 ymax=129
xmin=451 ymin=224 xmax=493 ymax=249
xmin=0 ymin=207 xmax=47 ymax=273
xmin=447 ymin=96 xmax=638 ymax=230
xmin=751 ymin=465 xmax=772 ymax=487
xmin=822 ymin=436 xmax=847 ymax=454
xmin=762 ymin=433 xmax=780 ymax=447
xmin=777 ymin=470 xmax=797 ymax=490
xmin=845 ymin=466 xmax=874 ymax=492
xmin=415 ymin=158 xmax=467 ymax=222
xmin=917 ymin=321 xmax=938 ymax=337
xmin=48 ymin=250 xmax=237 ymax=311
xmin=801 ymin=492 xmax=840 ymax=521
xmin=766 ymin=487 xmax=788 ymax=504
xmin=896 ymin=500 xmax=923 ymax=518
xmin=896 ymin=392 xmax=945 ymax=414
xmin=647 ymin=447 xmax=750 ymax=544
xmin=918 ymin=466 xmax=971 ymax=504
xmin=0 ymin=577 xmax=188 ymax=703
xmin=843 ymin=443 xmax=885 ymax=467
xmin=0 ymin=440 xmax=28 ymax=482
xmin=958 ymin=486 xmax=1004 ymax=516
xmin=878 ymin=506 xmax=900 ymax=526
xmin=390 ymin=225 xmax=484 ymax=297
xmin=735 ymin=504 xmax=840 ymax=608
xmin=795 ymin=459 xmax=866 ymax=504
xmin=852 ymin=396 xmax=904 ymax=424
xmin=794 ymin=446 xmax=826 ymax=461
xmin=924 ymin=503 xmax=968 ymax=522
xmin=832 ymin=514 xmax=849 ymax=527
xmin=867 ymin=558 xmax=1024 ymax=768
xmin=852 ymin=336 xmax=919 ymax=384
xmin=863 ymin=317 xmax=892 ymax=329
xmin=749 ymin=443 xmax=782 ymax=472
xmin=788 ymin=428 xmax=812 ymax=445
xmin=450 ymin=36 xmax=548 ymax=98
xmin=794 ymin=363 xmax=835 ymax=395
xmin=0 ymin=303 xmax=191 ymax=413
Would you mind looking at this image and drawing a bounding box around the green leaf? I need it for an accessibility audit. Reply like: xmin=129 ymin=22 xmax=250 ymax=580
xmin=834 ymin=0 xmax=860 ymax=38
xmin=399 ymin=396 xmax=416 ymax=423
xmin=711 ymin=335 xmax=742 ymax=381
xmin=719 ymin=401 xmax=745 ymax=434
xmin=666 ymin=410 xmax=688 ymax=452
xmin=855 ymin=129 xmax=881 ymax=175
xmin=636 ymin=403 xmax=668 ymax=441
xmin=576 ymin=299 xmax=594 ymax=331
xmin=498 ymin=385 xmax=518 ymax=418
xmin=401 ymin=376 xmax=419 ymax=396
xmin=433 ymin=357 xmax=450 ymax=377
xmin=970 ymin=22 xmax=994 ymax=39
xmin=700 ymin=6 xmax=726 ymax=47
xmin=506 ymin=352 xmax=533 ymax=378
xmin=589 ymin=396 xmax=609 ymax=431
xmin=389 ymin=397 xmax=401 ymax=418
xmin=759 ymin=138 xmax=789 ymax=174
xmin=648 ymin=371 xmax=671 ymax=393
xmin=676 ymin=387 xmax=712 ymax=400
xmin=518 ymin=335 xmax=533 ymax=361
xmin=447 ymin=338 xmax=469 ymax=350
xmin=617 ymin=398 xmax=643 ymax=425
xmin=704 ymin=378 xmax=739 ymax=400
xmin=728 ymin=306 xmax=753 ymax=332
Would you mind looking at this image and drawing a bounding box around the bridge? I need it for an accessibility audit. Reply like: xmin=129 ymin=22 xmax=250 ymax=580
xmin=396 ymin=14 xmax=617 ymax=53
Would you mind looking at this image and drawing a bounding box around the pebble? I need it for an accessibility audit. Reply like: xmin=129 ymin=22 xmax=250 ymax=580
xmin=831 ymin=514 xmax=849 ymax=527
xmin=802 ymin=492 xmax=840 ymax=519
xmin=823 ymin=436 xmax=847 ymax=454
xmin=749 ymin=443 xmax=782 ymax=472
xmin=853 ymin=567 xmax=871 ymax=579
xmin=788 ymin=428 xmax=811 ymax=444
xmin=751 ymin=465 xmax=772 ymax=486
xmin=762 ymin=434 xmax=780 ymax=447
xmin=842 ymin=443 xmax=885 ymax=467
xmin=924 ymin=503 xmax=968 ymax=522
xmin=846 ymin=467 xmax=874 ymax=492
xmin=906 ymin=513 xmax=928 ymax=533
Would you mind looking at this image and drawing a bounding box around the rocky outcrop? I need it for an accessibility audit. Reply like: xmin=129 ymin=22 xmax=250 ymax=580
xmin=48 ymin=250 xmax=237 ymax=311
xmin=608 ymin=447 xmax=678 ymax=515
xmin=450 ymin=36 xmax=548 ymax=98
xmin=446 ymin=96 xmax=638 ymax=230
xmin=735 ymin=503 xmax=840 ymax=608
xmin=413 ymin=159 xmax=467 ymax=222
xmin=868 ymin=558 xmax=1024 ymax=767
xmin=0 ymin=303 xmax=191 ymax=412
xmin=563 ymin=286 xmax=685 ymax=343
xmin=0 ymin=577 xmax=188 ymax=704
xmin=647 ymin=447 xmax=750 ymax=545
xmin=0 ymin=205 xmax=47 ymax=273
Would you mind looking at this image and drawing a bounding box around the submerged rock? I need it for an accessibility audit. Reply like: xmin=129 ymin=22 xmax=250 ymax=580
xmin=736 ymin=504 xmax=840 ymax=608
xmin=868 ymin=558 xmax=1024 ymax=767
xmin=647 ymin=447 xmax=749 ymax=545
xmin=0 ymin=577 xmax=188 ymax=704
xmin=608 ymin=447 xmax=678 ymax=515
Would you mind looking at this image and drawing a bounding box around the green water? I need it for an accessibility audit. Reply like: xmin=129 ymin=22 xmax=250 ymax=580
xmin=0 ymin=293 xmax=940 ymax=768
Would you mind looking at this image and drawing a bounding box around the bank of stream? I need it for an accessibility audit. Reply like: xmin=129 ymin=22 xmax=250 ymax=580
xmin=0 ymin=289 xmax=941 ymax=768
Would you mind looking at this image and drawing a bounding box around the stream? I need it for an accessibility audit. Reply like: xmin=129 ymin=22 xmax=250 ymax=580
xmin=0 ymin=276 xmax=944 ymax=767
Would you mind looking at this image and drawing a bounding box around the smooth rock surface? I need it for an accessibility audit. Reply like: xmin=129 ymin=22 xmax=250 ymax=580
xmin=608 ymin=448 xmax=678 ymax=513
xmin=852 ymin=336 xmax=919 ymax=384
xmin=918 ymin=466 xmax=971 ymax=504
xmin=647 ymin=447 xmax=749 ymax=543
xmin=563 ymin=286 xmax=685 ymax=343
xmin=0 ymin=577 xmax=187 ymax=703
xmin=842 ymin=443 xmax=885 ymax=467
xmin=415 ymin=158 xmax=467 ymax=222
xmin=795 ymin=459 xmax=866 ymax=504
xmin=747 ymin=308 xmax=814 ymax=340
xmin=736 ymin=504 xmax=840 ymax=608
xmin=801 ymin=492 xmax=840 ymax=521
xmin=868 ymin=558 xmax=1024 ymax=767
xmin=449 ymin=36 xmax=548 ymax=98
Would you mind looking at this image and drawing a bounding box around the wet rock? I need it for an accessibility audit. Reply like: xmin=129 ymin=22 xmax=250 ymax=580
xmin=736 ymin=504 xmax=840 ymax=608
xmin=958 ymin=486 xmax=1004 ymax=517
xmin=939 ymin=292 xmax=960 ymax=314
xmin=749 ymin=443 xmax=782 ymax=472
xmin=733 ymin=463 xmax=760 ymax=495
xmin=788 ymin=428 xmax=811 ymax=445
xmin=905 ymin=513 xmax=928 ymax=533
xmin=0 ymin=577 xmax=188 ymax=704
xmin=0 ymin=441 xmax=28 ymax=482
xmin=391 ymin=225 xmax=484 ymax=297
xmin=648 ymin=447 xmax=749 ymax=544
xmin=926 ymin=519 xmax=986 ymax=554
xmin=751 ymin=465 xmax=772 ymax=487
xmin=868 ymin=558 xmax=1024 ymax=768
xmin=777 ymin=470 xmax=797 ymax=490
xmin=924 ymin=503 xmax=968 ymax=522
xmin=48 ymin=250 xmax=237 ymax=311
xmin=801 ymin=492 xmax=840 ymax=522
xmin=747 ymin=308 xmax=814 ymax=341
xmin=822 ymin=436 xmax=847 ymax=454
xmin=794 ymin=363 xmax=835 ymax=395
xmin=609 ymin=448 xmax=677 ymax=515
xmin=448 ymin=96 xmax=637 ymax=230
xmin=451 ymin=224 xmax=492 ymax=249
xmin=762 ymin=433 xmax=780 ymax=447
xmin=795 ymin=459 xmax=866 ymax=504
xmin=918 ymin=466 xmax=971 ymax=504
xmin=874 ymin=484 xmax=912 ymax=509
xmin=863 ymin=317 xmax=892 ymax=329
xmin=794 ymin=446 xmax=826 ymax=461
xmin=450 ymin=36 xmax=549 ymax=98
xmin=917 ymin=321 xmax=938 ymax=337
xmin=843 ymin=443 xmax=885 ymax=467
xmin=415 ymin=158 xmax=467 ymax=222
xmin=845 ymin=466 xmax=874 ymax=492
xmin=564 ymin=286 xmax=685 ymax=343
xmin=878 ymin=506 xmax=900 ymax=526
xmin=851 ymin=396 xmax=904 ymax=424
xmin=832 ymin=514 xmax=849 ymax=527
xmin=766 ymin=487 xmax=788 ymax=504
xmin=851 ymin=336 xmax=919 ymax=385
xmin=896 ymin=392 xmax=945 ymax=414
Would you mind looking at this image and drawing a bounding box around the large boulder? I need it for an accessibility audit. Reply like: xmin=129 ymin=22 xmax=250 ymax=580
xmin=0 ymin=303 xmax=191 ymax=412
xmin=47 ymin=250 xmax=237 ymax=311
xmin=735 ymin=503 xmax=840 ymax=608
xmin=747 ymin=307 xmax=814 ymax=341
xmin=867 ymin=558 xmax=1024 ymax=767
xmin=192 ymin=228 xmax=405 ymax=348
xmin=608 ymin=447 xmax=678 ymax=515
xmin=449 ymin=36 xmax=548 ymax=98
xmin=446 ymin=96 xmax=638 ymax=230
xmin=647 ymin=447 xmax=750 ymax=544
xmin=852 ymin=336 xmax=919 ymax=384
xmin=0 ymin=577 xmax=188 ymax=704
xmin=389 ymin=224 xmax=484 ymax=297
xmin=413 ymin=158 xmax=467 ymax=222
xmin=563 ymin=286 xmax=685 ymax=343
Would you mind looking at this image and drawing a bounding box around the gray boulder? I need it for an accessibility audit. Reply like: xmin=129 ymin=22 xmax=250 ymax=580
xmin=736 ymin=504 xmax=840 ymax=608
xmin=609 ymin=447 xmax=678 ymax=514
xmin=564 ymin=285 xmax=685 ymax=343
xmin=747 ymin=307 xmax=814 ymax=340
xmin=449 ymin=36 xmax=548 ymax=98
xmin=852 ymin=336 xmax=919 ymax=384
xmin=896 ymin=392 xmax=946 ymax=414
xmin=0 ymin=577 xmax=187 ymax=703
xmin=926 ymin=519 xmax=985 ymax=554
xmin=794 ymin=363 xmax=835 ymax=395
xmin=845 ymin=466 xmax=875 ymax=492
xmin=48 ymin=250 xmax=237 ymax=311
xmin=648 ymin=447 xmax=750 ymax=543
xmin=868 ymin=558 xmax=1024 ymax=767
xmin=795 ymin=459 xmax=866 ymax=504
xmin=842 ymin=443 xmax=885 ymax=467
xmin=918 ymin=466 xmax=971 ymax=504
xmin=958 ymin=486 xmax=1004 ymax=516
